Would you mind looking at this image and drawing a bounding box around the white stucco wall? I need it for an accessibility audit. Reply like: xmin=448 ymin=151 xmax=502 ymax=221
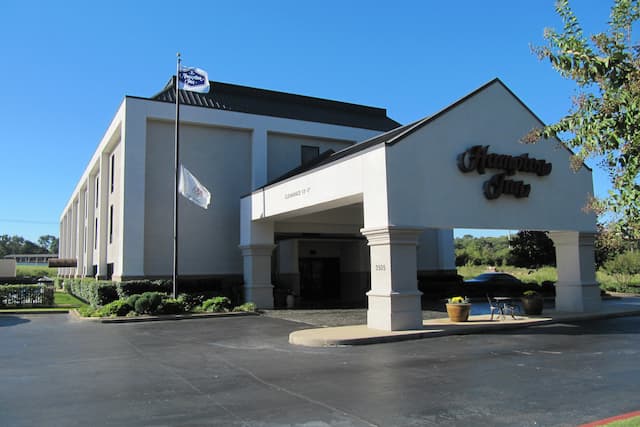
xmin=385 ymin=81 xmax=597 ymax=232
xmin=0 ymin=259 xmax=16 ymax=277
xmin=267 ymin=132 xmax=354 ymax=181
xmin=144 ymin=120 xmax=252 ymax=276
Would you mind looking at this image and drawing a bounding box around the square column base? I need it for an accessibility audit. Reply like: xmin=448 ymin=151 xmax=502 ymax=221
xmin=244 ymin=284 xmax=274 ymax=309
xmin=555 ymin=282 xmax=601 ymax=312
xmin=367 ymin=291 xmax=423 ymax=331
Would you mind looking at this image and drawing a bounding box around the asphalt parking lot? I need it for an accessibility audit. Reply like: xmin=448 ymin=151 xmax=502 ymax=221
xmin=1 ymin=312 xmax=639 ymax=426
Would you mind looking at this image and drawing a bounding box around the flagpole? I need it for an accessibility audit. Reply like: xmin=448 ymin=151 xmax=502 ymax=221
xmin=173 ymin=53 xmax=181 ymax=299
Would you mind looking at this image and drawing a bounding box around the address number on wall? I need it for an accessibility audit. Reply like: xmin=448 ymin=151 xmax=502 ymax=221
xmin=375 ymin=264 xmax=386 ymax=271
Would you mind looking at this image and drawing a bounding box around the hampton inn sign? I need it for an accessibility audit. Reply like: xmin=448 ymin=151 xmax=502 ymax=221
xmin=457 ymin=145 xmax=553 ymax=199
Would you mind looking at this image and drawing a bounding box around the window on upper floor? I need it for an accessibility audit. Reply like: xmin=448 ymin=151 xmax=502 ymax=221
xmin=109 ymin=205 xmax=114 ymax=244
xmin=110 ymin=153 xmax=115 ymax=193
xmin=301 ymin=145 xmax=320 ymax=165
xmin=95 ymin=176 xmax=99 ymax=208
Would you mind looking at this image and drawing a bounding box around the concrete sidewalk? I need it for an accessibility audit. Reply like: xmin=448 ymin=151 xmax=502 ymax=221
xmin=290 ymin=296 xmax=640 ymax=346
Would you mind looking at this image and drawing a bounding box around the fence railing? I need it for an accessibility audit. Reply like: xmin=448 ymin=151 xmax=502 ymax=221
xmin=0 ymin=285 xmax=54 ymax=307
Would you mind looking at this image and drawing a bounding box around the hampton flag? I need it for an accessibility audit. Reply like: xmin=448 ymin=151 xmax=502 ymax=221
xmin=178 ymin=65 xmax=210 ymax=93
xmin=178 ymin=165 xmax=211 ymax=209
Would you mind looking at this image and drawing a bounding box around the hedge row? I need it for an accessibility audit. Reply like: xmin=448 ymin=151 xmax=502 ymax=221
xmin=64 ymin=279 xmax=118 ymax=307
xmin=0 ymin=284 xmax=54 ymax=307
xmin=65 ymin=278 xmax=243 ymax=308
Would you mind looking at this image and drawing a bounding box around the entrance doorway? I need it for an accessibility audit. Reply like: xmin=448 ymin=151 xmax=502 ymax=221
xmin=299 ymin=258 xmax=340 ymax=303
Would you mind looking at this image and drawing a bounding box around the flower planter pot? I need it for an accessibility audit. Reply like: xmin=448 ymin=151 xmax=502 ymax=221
xmin=446 ymin=303 xmax=471 ymax=322
xmin=521 ymin=296 xmax=544 ymax=315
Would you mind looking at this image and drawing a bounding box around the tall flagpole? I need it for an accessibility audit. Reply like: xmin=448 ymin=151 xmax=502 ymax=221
xmin=173 ymin=53 xmax=181 ymax=299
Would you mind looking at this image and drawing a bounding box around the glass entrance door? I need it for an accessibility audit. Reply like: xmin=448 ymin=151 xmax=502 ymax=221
xmin=299 ymin=258 xmax=340 ymax=301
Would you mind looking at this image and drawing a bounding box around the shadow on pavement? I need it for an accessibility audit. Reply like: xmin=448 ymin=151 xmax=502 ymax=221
xmin=0 ymin=315 xmax=31 ymax=327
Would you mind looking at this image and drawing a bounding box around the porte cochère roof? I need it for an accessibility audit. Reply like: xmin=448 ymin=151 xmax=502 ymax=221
xmin=150 ymin=77 xmax=400 ymax=132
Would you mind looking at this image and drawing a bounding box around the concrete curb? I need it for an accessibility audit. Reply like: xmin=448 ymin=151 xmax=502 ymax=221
xmin=289 ymin=309 xmax=640 ymax=347
xmin=69 ymin=309 xmax=258 ymax=323
xmin=0 ymin=309 xmax=70 ymax=315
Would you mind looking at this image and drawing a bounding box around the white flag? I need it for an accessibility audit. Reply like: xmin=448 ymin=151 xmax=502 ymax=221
xmin=179 ymin=165 xmax=211 ymax=209
xmin=178 ymin=65 xmax=210 ymax=93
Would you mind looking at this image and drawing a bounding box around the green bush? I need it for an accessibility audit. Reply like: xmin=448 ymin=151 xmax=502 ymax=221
xmin=66 ymin=279 xmax=118 ymax=307
xmin=133 ymin=292 xmax=163 ymax=315
xmin=232 ymin=302 xmax=257 ymax=312
xmin=603 ymin=251 xmax=640 ymax=287
xmin=95 ymin=299 xmax=133 ymax=317
xmin=201 ymin=296 xmax=231 ymax=313
xmin=76 ymin=306 xmax=95 ymax=317
xmin=177 ymin=293 xmax=205 ymax=311
xmin=159 ymin=298 xmax=185 ymax=315
xmin=116 ymin=280 xmax=172 ymax=299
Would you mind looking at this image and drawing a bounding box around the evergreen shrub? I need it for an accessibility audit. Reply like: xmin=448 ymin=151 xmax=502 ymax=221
xmin=202 ymin=296 xmax=231 ymax=313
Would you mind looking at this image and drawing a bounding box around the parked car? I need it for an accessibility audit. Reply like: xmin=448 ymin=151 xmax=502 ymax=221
xmin=462 ymin=272 xmax=525 ymax=298
xmin=464 ymin=272 xmax=523 ymax=286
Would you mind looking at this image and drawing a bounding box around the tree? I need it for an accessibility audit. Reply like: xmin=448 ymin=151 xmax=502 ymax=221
xmin=509 ymin=231 xmax=556 ymax=268
xmin=595 ymin=222 xmax=636 ymax=266
xmin=0 ymin=234 xmax=56 ymax=257
xmin=38 ymin=235 xmax=59 ymax=254
xmin=528 ymin=0 xmax=640 ymax=238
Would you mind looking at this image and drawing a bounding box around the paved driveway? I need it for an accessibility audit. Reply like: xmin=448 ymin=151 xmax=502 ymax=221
xmin=1 ymin=313 xmax=639 ymax=426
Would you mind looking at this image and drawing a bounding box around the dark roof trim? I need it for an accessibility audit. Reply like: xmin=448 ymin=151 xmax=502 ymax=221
xmin=146 ymin=77 xmax=400 ymax=132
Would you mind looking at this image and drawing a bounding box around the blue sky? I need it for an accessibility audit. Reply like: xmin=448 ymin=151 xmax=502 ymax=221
xmin=0 ymin=0 xmax=613 ymax=242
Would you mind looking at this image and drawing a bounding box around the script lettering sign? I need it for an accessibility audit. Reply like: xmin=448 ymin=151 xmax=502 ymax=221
xmin=457 ymin=145 xmax=552 ymax=200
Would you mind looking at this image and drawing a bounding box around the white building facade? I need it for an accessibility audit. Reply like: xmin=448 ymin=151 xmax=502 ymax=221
xmin=240 ymin=79 xmax=599 ymax=330
xmin=60 ymin=78 xmax=600 ymax=329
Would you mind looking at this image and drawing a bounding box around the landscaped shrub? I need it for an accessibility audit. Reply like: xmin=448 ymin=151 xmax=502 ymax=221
xmin=603 ymin=250 xmax=640 ymax=288
xmin=76 ymin=306 xmax=95 ymax=317
xmin=133 ymin=292 xmax=163 ymax=315
xmin=177 ymin=293 xmax=205 ymax=311
xmin=95 ymin=299 xmax=133 ymax=317
xmin=232 ymin=302 xmax=257 ymax=312
xmin=66 ymin=279 xmax=118 ymax=307
xmin=158 ymin=298 xmax=185 ymax=315
xmin=201 ymin=296 xmax=231 ymax=313
xmin=116 ymin=280 xmax=172 ymax=299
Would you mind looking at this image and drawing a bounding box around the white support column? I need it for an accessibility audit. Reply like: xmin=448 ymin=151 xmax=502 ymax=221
xmin=240 ymin=197 xmax=275 ymax=308
xmin=361 ymin=226 xmax=425 ymax=331
xmin=75 ymin=195 xmax=84 ymax=278
xmin=96 ymin=154 xmax=109 ymax=279
xmin=549 ymin=231 xmax=601 ymax=312
xmin=240 ymin=244 xmax=276 ymax=308
xmin=85 ymin=182 xmax=95 ymax=276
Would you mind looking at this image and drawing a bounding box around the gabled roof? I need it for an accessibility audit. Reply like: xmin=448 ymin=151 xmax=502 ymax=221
xmin=262 ymin=78 xmax=586 ymax=189
xmin=150 ymin=77 xmax=400 ymax=131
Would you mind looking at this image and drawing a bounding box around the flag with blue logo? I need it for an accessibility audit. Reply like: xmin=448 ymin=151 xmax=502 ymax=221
xmin=178 ymin=65 xmax=210 ymax=93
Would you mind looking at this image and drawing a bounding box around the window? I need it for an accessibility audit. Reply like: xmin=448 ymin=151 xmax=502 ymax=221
xmin=109 ymin=205 xmax=114 ymax=244
xmin=301 ymin=145 xmax=320 ymax=165
xmin=95 ymin=176 xmax=99 ymax=208
xmin=94 ymin=218 xmax=98 ymax=249
xmin=110 ymin=153 xmax=115 ymax=193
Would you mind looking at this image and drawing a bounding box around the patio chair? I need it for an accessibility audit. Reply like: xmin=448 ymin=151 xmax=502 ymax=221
xmin=502 ymin=301 xmax=520 ymax=319
xmin=486 ymin=295 xmax=504 ymax=321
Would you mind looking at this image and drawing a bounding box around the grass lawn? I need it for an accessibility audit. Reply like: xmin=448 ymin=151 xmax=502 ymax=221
xmin=54 ymin=291 xmax=86 ymax=308
xmin=15 ymin=265 xmax=57 ymax=278
xmin=584 ymin=413 xmax=640 ymax=427
xmin=603 ymin=416 xmax=640 ymax=426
